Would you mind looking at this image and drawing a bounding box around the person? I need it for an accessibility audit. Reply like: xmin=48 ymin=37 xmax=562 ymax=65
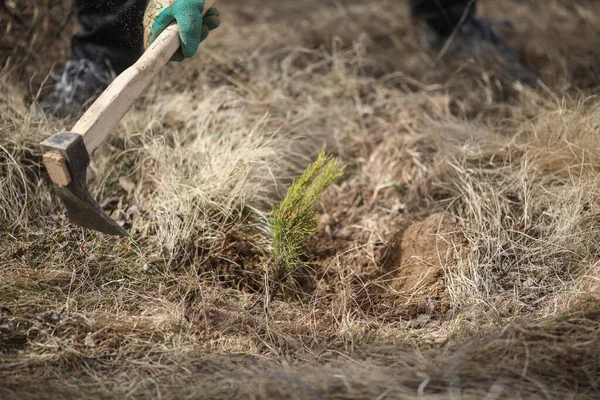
xmin=35 ymin=0 xmax=534 ymax=119
xmin=35 ymin=0 xmax=220 ymax=118
xmin=408 ymin=0 xmax=537 ymax=85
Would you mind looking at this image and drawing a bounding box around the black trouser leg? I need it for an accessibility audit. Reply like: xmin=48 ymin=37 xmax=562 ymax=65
xmin=408 ymin=0 xmax=477 ymax=37
xmin=72 ymin=0 xmax=147 ymax=74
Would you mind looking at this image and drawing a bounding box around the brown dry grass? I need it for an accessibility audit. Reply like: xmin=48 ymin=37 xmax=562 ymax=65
xmin=1 ymin=0 xmax=600 ymax=398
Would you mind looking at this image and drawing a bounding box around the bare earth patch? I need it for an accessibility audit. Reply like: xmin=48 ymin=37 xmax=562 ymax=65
xmin=383 ymin=213 xmax=463 ymax=315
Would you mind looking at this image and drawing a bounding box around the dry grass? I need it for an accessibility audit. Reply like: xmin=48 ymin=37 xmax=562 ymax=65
xmin=1 ymin=0 xmax=600 ymax=398
xmin=410 ymin=101 xmax=600 ymax=318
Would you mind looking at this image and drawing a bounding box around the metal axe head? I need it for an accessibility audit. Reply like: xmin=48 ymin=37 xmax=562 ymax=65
xmin=40 ymin=132 xmax=128 ymax=237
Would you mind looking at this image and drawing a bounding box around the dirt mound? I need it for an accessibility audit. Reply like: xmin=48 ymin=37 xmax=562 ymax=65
xmin=382 ymin=213 xmax=464 ymax=313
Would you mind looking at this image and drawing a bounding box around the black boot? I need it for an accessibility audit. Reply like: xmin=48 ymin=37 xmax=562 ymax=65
xmin=409 ymin=0 xmax=538 ymax=87
xmin=431 ymin=15 xmax=539 ymax=87
xmin=34 ymin=0 xmax=145 ymax=119
xmin=34 ymin=59 xmax=114 ymax=119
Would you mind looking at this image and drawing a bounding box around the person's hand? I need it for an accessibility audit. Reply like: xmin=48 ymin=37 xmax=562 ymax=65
xmin=147 ymin=0 xmax=220 ymax=61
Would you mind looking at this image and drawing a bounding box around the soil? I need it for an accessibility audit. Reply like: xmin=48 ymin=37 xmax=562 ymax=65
xmin=307 ymin=180 xmax=464 ymax=318
xmin=382 ymin=213 xmax=464 ymax=315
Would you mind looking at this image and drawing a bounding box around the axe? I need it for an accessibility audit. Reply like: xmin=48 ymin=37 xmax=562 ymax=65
xmin=40 ymin=0 xmax=217 ymax=237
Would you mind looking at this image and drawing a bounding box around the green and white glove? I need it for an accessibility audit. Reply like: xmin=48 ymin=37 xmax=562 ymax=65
xmin=144 ymin=0 xmax=220 ymax=61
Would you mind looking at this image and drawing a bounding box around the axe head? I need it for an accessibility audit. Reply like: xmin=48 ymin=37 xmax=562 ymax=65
xmin=40 ymin=132 xmax=128 ymax=237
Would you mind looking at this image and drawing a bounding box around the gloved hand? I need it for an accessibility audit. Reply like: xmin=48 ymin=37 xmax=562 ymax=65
xmin=144 ymin=0 xmax=220 ymax=62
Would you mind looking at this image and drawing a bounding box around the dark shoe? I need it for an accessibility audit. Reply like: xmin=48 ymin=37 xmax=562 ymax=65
xmin=34 ymin=59 xmax=114 ymax=119
xmin=429 ymin=16 xmax=538 ymax=87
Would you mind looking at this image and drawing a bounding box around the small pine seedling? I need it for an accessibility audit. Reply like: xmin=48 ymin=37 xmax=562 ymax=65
xmin=270 ymin=146 xmax=344 ymax=280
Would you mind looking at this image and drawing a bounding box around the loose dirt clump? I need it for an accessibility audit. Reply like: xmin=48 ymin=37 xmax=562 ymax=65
xmin=201 ymin=229 xmax=266 ymax=292
xmin=382 ymin=213 xmax=464 ymax=314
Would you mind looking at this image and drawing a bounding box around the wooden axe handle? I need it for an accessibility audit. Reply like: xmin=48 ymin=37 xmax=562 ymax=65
xmin=73 ymin=0 xmax=218 ymax=154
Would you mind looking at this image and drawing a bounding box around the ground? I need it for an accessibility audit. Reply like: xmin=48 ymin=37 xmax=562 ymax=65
xmin=1 ymin=0 xmax=600 ymax=399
